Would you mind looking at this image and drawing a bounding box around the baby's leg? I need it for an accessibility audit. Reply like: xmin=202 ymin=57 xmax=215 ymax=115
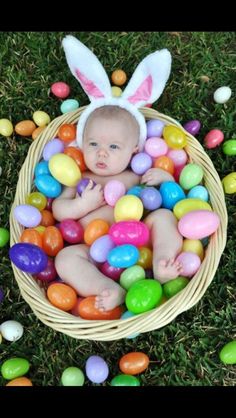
xmin=55 ymin=244 xmax=125 ymax=311
xmin=144 ymin=209 xmax=183 ymax=284
xmin=79 ymin=205 xmax=114 ymax=229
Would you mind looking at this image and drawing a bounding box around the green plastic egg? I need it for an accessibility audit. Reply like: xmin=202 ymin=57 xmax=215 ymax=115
xmin=0 ymin=227 xmax=10 ymax=248
xmin=222 ymin=139 xmax=236 ymax=156
xmin=120 ymin=265 xmax=145 ymax=290
xmin=1 ymin=358 xmax=30 ymax=380
xmin=163 ymin=277 xmax=189 ymax=299
xmin=110 ymin=374 xmax=140 ymax=386
xmin=173 ymin=198 xmax=212 ymax=220
xmin=126 ymin=279 xmax=162 ymax=314
xmin=179 ymin=163 xmax=204 ymax=190
xmin=61 ymin=367 xmax=85 ymax=386
xmin=219 ymin=341 xmax=236 ymax=364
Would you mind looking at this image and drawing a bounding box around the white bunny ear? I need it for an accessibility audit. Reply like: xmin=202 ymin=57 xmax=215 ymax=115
xmin=62 ymin=35 xmax=112 ymax=102
xmin=122 ymin=49 xmax=171 ymax=108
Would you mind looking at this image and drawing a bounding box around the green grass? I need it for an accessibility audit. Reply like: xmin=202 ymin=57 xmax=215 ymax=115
xmin=0 ymin=32 xmax=236 ymax=386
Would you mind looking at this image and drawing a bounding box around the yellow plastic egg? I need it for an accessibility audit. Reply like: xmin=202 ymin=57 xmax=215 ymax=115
xmin=173 ymin=198 xmax=212 ymax=220
xmin=222 ymin=172 xmax=236 ymax=194
xmin=163 ymin=125 xmax=187 ymax=149
xmin=111 ymin=86 xmax=122 ymax=97
xmin=137 ymin=247 xmax=153 ymax=269
xmin=182 ymin=239 xmax=204 ymax=261
xmin=0 ymin=333 xmax=2 ymax=344
xmin=0 ymin=118 xmax=13 ymax=136
xmin=49 ymin=153 xmax=81 ymax=187
xmin=114 ymin=195 xmax=143 ymax=222
xmin=33 ymin=110 xmax=51 ymax=127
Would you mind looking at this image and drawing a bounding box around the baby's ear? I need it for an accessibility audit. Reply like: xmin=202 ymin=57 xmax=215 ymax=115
xmin=133 ymin=145 xmax=139 ymax=154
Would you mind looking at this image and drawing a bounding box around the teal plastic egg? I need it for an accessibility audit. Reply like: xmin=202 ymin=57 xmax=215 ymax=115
xmin=219 ymin=341 xmax=236 ymax=364
xmin=60 ymin=99 xmax=79 ymax=114
xmin=179 ymin=163 xmax=204 ymax=190
xmin=126 ymin=279 xmax=162 ymax=314
xmin=35 ymin=174 xmax=62 ymax=198
xmin=108 ymin=244 xmax=140 ymax=268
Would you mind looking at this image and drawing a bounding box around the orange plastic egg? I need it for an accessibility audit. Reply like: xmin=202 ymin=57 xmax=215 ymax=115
xmin=20 ymin=229 xmax=43 ymax=248
xmin=111 ymin=69 xmax=127 ymax=86
xmin=153 ymin=155 xmax=175 ymax=175
xmin=58 ymin=124 xmax=76 ymax=143
xmin=47 ymin=283 xmax=77 ymax=311
xmin=32 ymin=126 xmax=46 ymax=140
xmin=119 ymin=352 xmax=150 ymax=375
xmin=64 ymin=147 xmax=87 ymax=172
xmin=42 ymin=226 xmax=64 ymax=256
xmin=15 ymin=120 xmax=36 ymax=136
xmin=84 ymin=219 xmax=110 ymax=246
xmin=137 ymin=247 xmax=153 ymax=269
xmin=40 ymin=210 xmax=56 ymax=227
xmin=6 ymin=377 xmax=33 ymax=386
xmin=78 ymin=296 xmax=123 ymax=320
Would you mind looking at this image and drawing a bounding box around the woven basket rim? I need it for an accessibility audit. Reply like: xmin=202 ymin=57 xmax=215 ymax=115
xmin=10 ymin=107 xmax=228 ymax=341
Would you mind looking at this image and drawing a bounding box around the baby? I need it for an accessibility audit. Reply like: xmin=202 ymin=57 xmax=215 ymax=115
xmin=53 ymin=105 xmax=183 ymax=311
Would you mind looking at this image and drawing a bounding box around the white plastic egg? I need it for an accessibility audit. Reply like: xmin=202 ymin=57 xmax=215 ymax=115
xmin=213 ymin=86 xmax=232 ymax=104
xmin=0 ymin=320 xmax=24 ymax=341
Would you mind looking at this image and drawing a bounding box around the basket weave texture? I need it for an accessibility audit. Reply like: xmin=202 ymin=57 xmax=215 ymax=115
xmin=10 ymin=107 xmax=228 ymax=341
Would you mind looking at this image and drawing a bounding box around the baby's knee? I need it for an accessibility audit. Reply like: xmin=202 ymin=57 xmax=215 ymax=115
xmin=55 ymin=244 xmax=89 ymax=275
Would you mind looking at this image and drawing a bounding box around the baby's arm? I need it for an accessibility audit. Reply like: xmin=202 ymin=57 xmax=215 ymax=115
xmin=141 ymin=168 xmax=174 ymax=186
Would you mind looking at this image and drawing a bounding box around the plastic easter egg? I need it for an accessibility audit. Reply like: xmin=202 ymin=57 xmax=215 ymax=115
xmin=42 ymin=226 xmax=64 ymax=257
xmin=0 ymin=287 xmax=4 ymax=303
xmin=179 ymin=163 xmax=204 ymax=190
xmin=36 ymin=258 xmax=57 ymax=282
xmin=0 ymin=118 xmax=13 ymax=136
xmin=49 ymin=153 xmax=81 ymax=187
xmin=187 ymin=185 xmax=209 ymax=201
xmin=183 ymin=120 xmax=201 ymax=136
xmin=100 ymin=262 xmax=124 ymax=281
xmin=51 ymin=81 xmax=71 ymax=99
xmin=176 ymin=251 xmax=201 ymax=277
xmin=40 ymin=209 xmax=55 ymax=227
xmin=108 ymin=244 xmax=140 ymax=268
xmin=111 ymin=86 xmax=122 ymax=97
xmin=26 ymin=192 xmax=47 ymax=211
xmin=20 ymin=229 xmax=43 ymax=248
xmin=0 ymin=166 xmax=2 ymax=176
xmin=173 ymin=164 xmax=185 ymax=183
xmin=6 ymin=377 xmax=33 ymax=386
xmin=163 ymin=276 xmax=189 ymax=299
xmin=1 ymin=358 xmax=30 ymax=380
xmin=111 ymin=374 xmax=140 ymax=386
xmin=121 ymin=310 xmax=140 ymax=339
xmin=146 ymin=119 xmax=165 ymax=138
xmin=201 ymin=236 xmax=209 ymax=247
xmin=182 ymin=239 xmax=204 ymax=261
xmin=173 ymin=198 xmax=212 ymax=220
xmin=0 ymin=320 xmax=23 ymax=342
xmin=14 ymin=204 xmax=42 ymax=228
xmin=58 ymin=124 xmax=76 ymax=143
xmin=131 ymin=152 xmax=152 ymax=175
xmin=34 ymin=225 xmax=46 ymax=235
xmin=32 ymin=126 xmax=46 ymax=140
xmin=15 ymin=120 xmax=36 ymax=136
xmin=47 ymin=283 xmax=77 ymax=311
xmin=153 ymin=155 xmax=174 ymax=174
xmin=119 ymin=352 xmax=149 ymax=375
xmin=137 ymin=247 xmax=153 ymax=269
xmin=163 ymin=125 xmax=187 ymax=149
xmin=222 ymin=172 xmax=236 ymax=194
xmin=104 ymin=180 xmax=126 ymax=206
xmin=61 ymin=367 xmax=85 ymax=386
xmin=167 ymin=149 xmax=188 ymax=167
xmin=109 ymin=220 xmax=150 ymax=247
xmin=140 ymin=187 xmax=162 ymax=210
xmin=144 ymin=137 xmax=168 ymax=158
xmin=64 ymin=147 xmax=87 ymax=172
xmin=222 ymin=139 xmax=236 ymax=156
xmin=35 ymin=174 xmax=62 ymax=198
xmin=126 ymin=185 xmax=144 ymax=197
xmin=86 ymin=355 xmax=109 ymax=384
xmin=111 ymin=69 xmax=127 ymax=86
xmin=34 ymin=160 xmax=50 ymax=177
xmin=90 ymin=234 xmax=115 ymax=263
xmin=77 ymin=178 xmax=96 ymax=195
xmin=60 ymin=99 xmax=79 ymax=114
xmin=213 ymin=86 xmax=232 ymax=104
xmin=84 ymin=219 xmax=110 ymax=246
xmin=120 ymin=265 xmax=145 ymax=290
xmin=9 ymin=243 xmax=48 ymax=274
xmin=204 ymin=129 xmax=224 ymax=149
xmin=43 ymin=138 xmax=65 ymax=161
xmin=78 ymin=296 xmax=122 ymax=320
xmin=59 ymin=219 xmax=84 ymax=244
xmin=178 ymin=210 xmax=220 ymax=239
xmin=159 ymin=181 xmax=185 ymax=210
xmin=33 ymin=110 xmax=50 ymax=127
xmin=0 ymin=227 xmax=10 ymax=247
xmin=126 ymin=279 xmax=162 ymax=314
xmin=46 ymin=197 xmax=53 ymax=211
xmin=219 ymin=340 xmax=236 ymax=364
xmin=114 ymin=195 xmax=143 ymax=222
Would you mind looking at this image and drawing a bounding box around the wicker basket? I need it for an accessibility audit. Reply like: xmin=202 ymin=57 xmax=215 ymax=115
xmin=10 ymin=107 xmax=228 ymax=341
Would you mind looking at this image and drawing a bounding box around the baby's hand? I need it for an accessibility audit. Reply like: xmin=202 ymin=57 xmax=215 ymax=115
xmin=141 ymin=168 xmax=175 ymax=186
xmin=81 ymin=180 xmax=106 ymax=210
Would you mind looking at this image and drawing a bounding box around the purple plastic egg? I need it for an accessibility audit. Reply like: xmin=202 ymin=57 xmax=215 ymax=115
xmin=85 ymin=355 xmax=109 ymax=384
xmin=183 ymin=120 xmax=201 ymax=136
xmin=0 ymin=287 xmax=4 ymax=303
xmin=89 ymin=234 xmax=115 ymax=263
xmin=140 ymin=187 xmax=162 ymax=210
xmin=146 ymin=119 xmax=165 ymax=138
xmin=59 ymin=219 xmax=84 ymax=244
xmin=9 ymin=243 xmax=48 ymax=274
xmin=43 ymin=138 xmax=65 ymax=161
xmin=14 ymin=204 xmax=42 ymax=228
xmin=77 ymin=178 xmax=96 ymax=195
xmin=131 ymin=153 xmax=152 ymax=175
xmin=100 ymin=262 xmax=124 ymax=281
xmin=35 ymin=258 xmax=57 ymax=282
xmin=176 ymin=251 xmax=201 ymax=277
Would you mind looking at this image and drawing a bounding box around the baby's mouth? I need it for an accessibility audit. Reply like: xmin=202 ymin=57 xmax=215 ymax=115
xmin=96 ymin=162 xmax=107 ymax=169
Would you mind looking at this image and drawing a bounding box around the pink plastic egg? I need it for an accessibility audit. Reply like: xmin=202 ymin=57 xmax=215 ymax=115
xmin=109 ymin=221 xmax=150 ymax=247
xmin=204 ymin=129 xmax=224 ymax=149
xmin=99 ymin=261 xmax=124 ymax=281
xmin=51 ymin=82 xmax=71 ymax=99
xmin=59 ymin=219 xmax=84 ymax=244
xmin=178 ymin=210 xmax=220 ymax=239
xmin=104 ymin=180 xmax=126 ymax=206
xmin=35 ymin=258 xmax=57 ymax=282
xmin=144 ymin=137 xmax=168 ymax=158
xmin=167 ymin=149 xmax=188 ymax=167
xmin=176 ymin=251 xmax=201 ymax=277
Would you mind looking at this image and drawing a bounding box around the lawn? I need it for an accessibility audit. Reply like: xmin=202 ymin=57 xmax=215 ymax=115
xmin=0 ymin=31 xmax=235 ymax=386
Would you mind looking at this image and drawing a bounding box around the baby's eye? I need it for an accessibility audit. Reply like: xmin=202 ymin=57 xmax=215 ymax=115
xmin=89 ymin=142 xmax=98 ymax=147
xmin=110 ymin=144 xmax=120 ymax=149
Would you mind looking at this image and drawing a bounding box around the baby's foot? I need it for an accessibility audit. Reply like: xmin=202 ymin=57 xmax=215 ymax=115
xmin=95 ymin=287 xmax=126 ymax=312
xmin=154 ymin=258 xmax=183 ymax=284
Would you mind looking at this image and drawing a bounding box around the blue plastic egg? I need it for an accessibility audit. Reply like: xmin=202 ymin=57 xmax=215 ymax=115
xmin=107 ymin=244 xmax=140 ymax=268
xmin=34 ymin=161 xmax=50 ymax=177
xmin=126 ymin=185 xmax=144 ymax=197
xmin=60 ymin=99 xmax=79 ymax=114
xmin=9 ymin=243 xmax=48 ymax=274
xmin=35 ymin=174 xmax=62 ymax=198
xmin=159 ymin=181 xmax=186 ymax=209
xmin=187 ymin=185 xmax=209 ymax=201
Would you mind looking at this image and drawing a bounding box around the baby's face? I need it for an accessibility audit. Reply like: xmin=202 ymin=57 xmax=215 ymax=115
xmin=82 ymin=116 xmax=139 ymax=176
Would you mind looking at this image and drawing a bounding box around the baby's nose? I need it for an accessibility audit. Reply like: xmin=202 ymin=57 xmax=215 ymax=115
xmin=97 ymin=147 xmax=108 ymax=157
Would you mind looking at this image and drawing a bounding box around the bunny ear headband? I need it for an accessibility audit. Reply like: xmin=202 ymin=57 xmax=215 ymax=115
xmin=62 ymin=35 xmax=172 ymax=151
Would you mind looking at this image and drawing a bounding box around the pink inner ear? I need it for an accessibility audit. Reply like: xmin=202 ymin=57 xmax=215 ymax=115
xmin=75 ymin=69 xmax=105 ymax=98
xmin=128 ymin=75 xmax=153 ymax=104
